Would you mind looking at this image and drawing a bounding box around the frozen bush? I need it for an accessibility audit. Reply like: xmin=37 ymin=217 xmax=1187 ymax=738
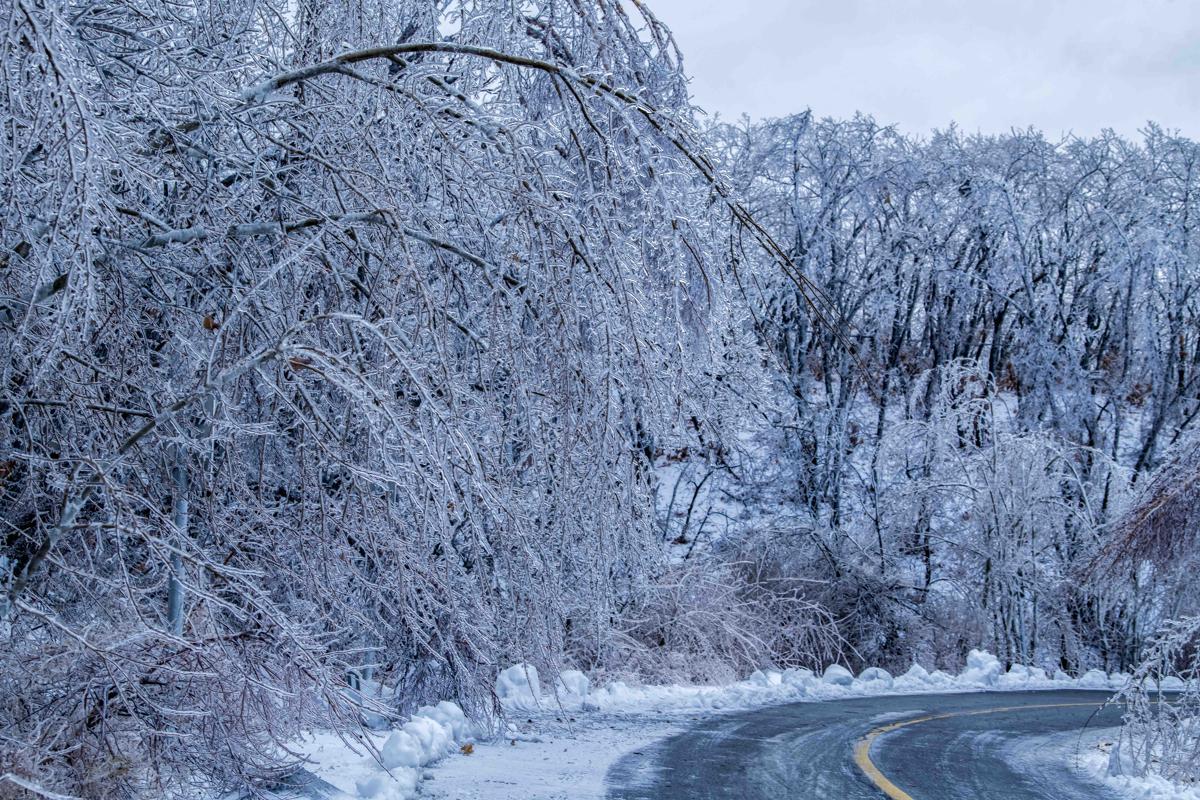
xmin=1110 ymin=618 xmax=1200 ymax=784
xmin=585 ymin=557 xmax=844 ymax=685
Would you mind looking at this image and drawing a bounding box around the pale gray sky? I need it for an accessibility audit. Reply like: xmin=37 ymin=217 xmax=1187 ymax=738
xmin=649 ymin=0 xmax=1200 ymax=138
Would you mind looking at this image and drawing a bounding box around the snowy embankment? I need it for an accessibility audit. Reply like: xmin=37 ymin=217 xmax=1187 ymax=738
xmin=1002 ymin=727 xmax=1200 ymax=800
xmin=1079 ymin=742 xmax=1200 ymax=800
xmin=998 ymin=727 xmax=1200 ymax=800
xmin=305 ymin=652 xmax=1180 ymax=800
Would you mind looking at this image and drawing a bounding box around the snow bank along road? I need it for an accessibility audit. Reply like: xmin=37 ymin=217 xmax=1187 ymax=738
xmin=606 ymin=690 xmax=1124 ymax=800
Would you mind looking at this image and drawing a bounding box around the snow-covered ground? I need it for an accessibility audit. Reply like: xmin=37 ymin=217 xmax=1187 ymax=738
xmin=421 ymin=713 xmax=682 ymax=800
xmin=1003 ymin=727 xmax=1200 ymax=800
xmin=1077 ymin=738 xmax=1200 ymax=800
xmin=286 ymin=650 xmax=1194 ymax=800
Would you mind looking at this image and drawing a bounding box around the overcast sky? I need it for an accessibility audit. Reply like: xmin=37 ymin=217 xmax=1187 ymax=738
xmin=649 ymin=0 xmax=1200 ymax=139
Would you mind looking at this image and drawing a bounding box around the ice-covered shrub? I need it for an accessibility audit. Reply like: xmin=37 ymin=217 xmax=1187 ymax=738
xmin=1109 ymin=618 xmax=1200 ymax=784
xmin=1092 ymin=434 xmax=1200 ymax=787
xmin=580 ymin=555 xmax=844 ymax=685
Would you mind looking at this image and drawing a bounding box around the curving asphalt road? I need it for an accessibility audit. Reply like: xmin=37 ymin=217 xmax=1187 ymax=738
xmin=606 ymin=690 xmax=1126 ymax=800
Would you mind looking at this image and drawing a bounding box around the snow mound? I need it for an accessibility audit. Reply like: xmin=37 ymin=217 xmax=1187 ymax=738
xmin=357 ymin=700 xmax=473 ymax=799
xmin=415 ymin=701 xmax=470 ymax=742
xmin=959 ymin=649 xmax=1004 ymax=686
xmin=783 ymin=667 xmax=815 ymax=686
xmin=572 ymin=649 xmax=1121 ymax=715
xmin=856 ymin=667 xmax=894 ymax=689
xmin=929 ymin=669 xmax=957 ymax=685
xmin=496 ymin=663 xmax=542 ymax=709
xmin=555 ymin=669 xmax=591 ymax=699
xmin=822 ymin=664 xmax=855 ymax=686
xmin=748 ymin=669 xmax=783 ymax=687
xmin=356 ymin=769 xmax=418 ymax=800
xmin=1000 ymin=664 xmax=1049 ymax=686
xmin=379 ymin=729 xmax=423 ymax=770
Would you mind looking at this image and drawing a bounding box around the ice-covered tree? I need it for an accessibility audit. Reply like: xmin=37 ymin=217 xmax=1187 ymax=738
xmin=0 ymin=1 xmax=797 ymax=795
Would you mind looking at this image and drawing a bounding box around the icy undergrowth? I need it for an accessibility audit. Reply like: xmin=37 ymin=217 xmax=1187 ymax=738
xmin=338 ymin=650 xmax=1175 ymax=799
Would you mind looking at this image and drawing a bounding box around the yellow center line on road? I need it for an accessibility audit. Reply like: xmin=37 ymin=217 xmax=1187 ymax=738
xmin=852 ymin=702 xmax=1102 ymax=800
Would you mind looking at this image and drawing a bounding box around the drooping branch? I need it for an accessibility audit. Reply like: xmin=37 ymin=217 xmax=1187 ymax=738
xmin=233 ymin=41 xmax=856 ymax=361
